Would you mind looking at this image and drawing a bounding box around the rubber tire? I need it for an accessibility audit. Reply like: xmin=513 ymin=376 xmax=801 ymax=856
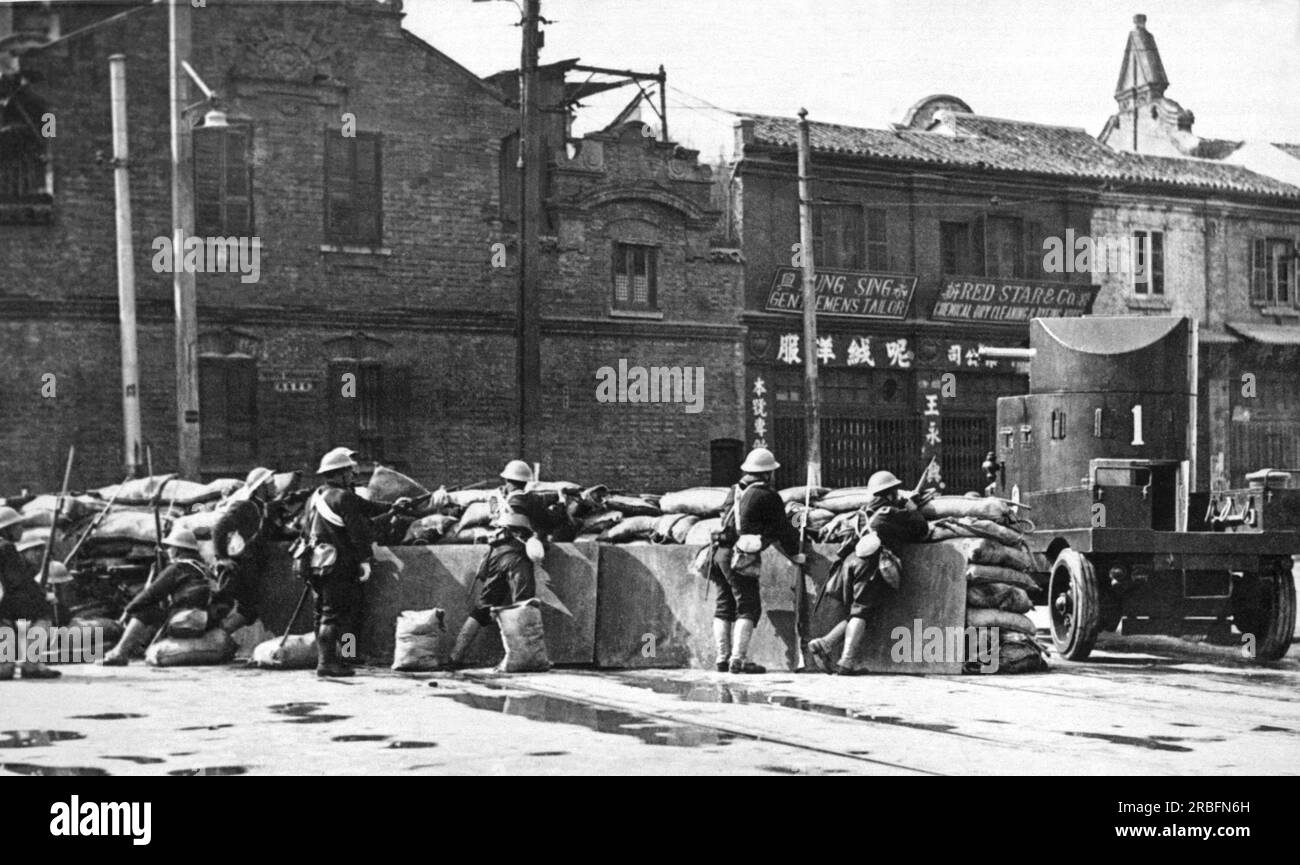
xmin=1251 ymin=569 xmax=1296 ymax=662
xmin=1048 ymin=549 xmax=1100 ymax=661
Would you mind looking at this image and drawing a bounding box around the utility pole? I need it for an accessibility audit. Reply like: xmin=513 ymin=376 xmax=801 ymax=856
xmin=797 ymin=108 xmax=821 ymax=487
xmin=517 ymin=0 xmax=543 ymax=459
xmin=169 ymin=0 xmax=200 ymax=478
xmin=109 ymin=55 xmax=143 ymax=478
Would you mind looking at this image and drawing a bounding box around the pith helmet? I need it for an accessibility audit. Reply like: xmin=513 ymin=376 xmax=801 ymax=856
xmin=244 ymin=466 xmax=275 ymax=493
xmin=44 ymin=561 xmax=72 ymax=585
xmin=0 ymin=506 xmax=22 ymax=531
xmin=500 ymin=459 xmax=533 ymax=483
xmin=162 ymin=526 xmax=200 ymax=552
xmin=317 ymin=447 xmax=358 ymax=475
xmin=493 ymin=510 xmax=532 ymax=530
xmin=740 ymin=447 xmax=780 ymax=473
xmin=867 ymin=470 xmax=903 ymax=497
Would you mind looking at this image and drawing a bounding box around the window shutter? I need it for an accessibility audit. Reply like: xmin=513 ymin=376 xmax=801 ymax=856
xmin=381 ymin=365 xmax=412 ymax=469
xmin=355 ymin=136 xmax=382 ymax=244
xmin=1150 ymin=232 xmax=1164 ymax=295
xmin=224 ymin=128 xmax=251 ymax=235
xmin=325 ymin=134 xmax=352 ymax=242
xmin=1023 ymin=220 xmax=1044 ymax=279
xmin=1251 ymin=239 xmax=1268 ymax=302
xmin=194 ymin=129 xmax=224 ymax=236
xmin=199 ymin=357 xmax=229 ymax=467
xmin=612 ymin=244 xmax=629 ymax=303
xmin=971 ymin=218 xmax=986 ymax=276
xmin=227 ymin=356 xmax=257 ymax=463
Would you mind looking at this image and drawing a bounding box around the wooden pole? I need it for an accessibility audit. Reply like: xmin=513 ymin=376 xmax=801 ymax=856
xmin=169 ymin=0 xmax=200 ymax=478
xmin=797 ymin=108 xmax=821 ymax=488
xmin=109 ymin=54 xmax=144 ymax=479
xmin=517 ymin=0 xmax=543 ymax=460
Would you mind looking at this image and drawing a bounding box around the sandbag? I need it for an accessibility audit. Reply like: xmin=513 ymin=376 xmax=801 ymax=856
xmin=441 ymin=527 xmax=492 ymax=544
xmin=270 ymin=471 xmax=301 ymax=499
xmin=965 ymin=564 xmax=1037 ymax=591
xmin=457 ymin=500 xmax=495 ymax=530
xmin=146 ymin=629 xmax=237 ymax=667
xmin=403 ymin=514 xmax=459 ymax=545
xmin=170 ymin=510 xmax=222 ymax=540
xmin=779 ymin=486 xmax=829 ymax=504
xmin=921 ymin=495 xmax=1011 ymax=522
xmin=87 ymin=510 xmax=169 ymax=545
xmin=659 ymin=487 xmax=728 ymax=517
xmin=995 ymin=637 xmax=1049 ymax=673
xmin=650 ymin=513 xmax=690 ymax=544
xmin=812 ymin=487 xmax=877 ymax=514
xmin=250 ymin=633 xmax=317 ymax=669
xmin=965 ymin=607 xmax=1037 ymax=636
xmin=947 ymin=537 xmax=1034 ymax=571
xmin=579 ymin=510 xmax=623 ymax=535
xmin=816 ymin=508 xmax=863 ymax=540
xmin=597 ymin=515 xmax=658 ymax=543
xmin=392 ymin=608 xmax=446 ymax=671
xmin=929 ymin=516 xmax=1025 ymax=547
xmin=69 ymin=616 xmax=124 ymax=648
xmin=448 ymin=489 xmax=495 ymax=508
xmin=99 ymin=476 xmax=218 ymax=508
xmin=604 ymin=494 xmax=661 ymax=517
xmin=203 ymin=478 xmax=245 ymax=499
xmin=684 ymin=517 xmax=722 ymax=546
xmin=492 ymin=598 xmax=550 ymax=673
xmin=669 ymin=514 xmax=701 ymax=544
xmin=368 ymin=465 xmax=429 ymax=505
xmin=21 ymin=495 xmax=104 ymax=528
xmin=529 ymin=481 xmax=580 ymax=497
xmin=966 ymin=582 xmax=1034 ymax=613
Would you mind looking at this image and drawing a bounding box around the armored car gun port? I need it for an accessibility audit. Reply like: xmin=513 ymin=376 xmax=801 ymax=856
xmin=985 ymin=316 xmax=1297 ymax=662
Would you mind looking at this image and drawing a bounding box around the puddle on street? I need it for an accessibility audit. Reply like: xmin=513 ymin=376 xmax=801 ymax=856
xmin=1253 ymin=725 xmax=1298 ymax=734
xmin=440 ymin=692 xmax=738 ymax=748
xmin=0 ymin=730 xmax=86 ymax=748
xmin=333 ymin=734 xmax=390 ymax=742
xmin=527 ymin=751 xmax=569 ymax=756
xmin=268 ymin=702 xmax=350 ymax=725
xmin=1065 ymin=732 xmax=1194 ymax=752
xmin=614 ymin=678 xmax=988 ymax=740
xmin=167 ymin=766 xmax=249 ymax=776
xmin=70 ymin=713 xmax=146 ymax=721
xmin=1 ymin=763 xmax=110 ymax=776
xmin=179 ymin=724 xmax=234 ymax=731
xmin=388 ymin=741 xmax=438 ymax=749
xmin=102 ymin=755 xmax=166 ymax=764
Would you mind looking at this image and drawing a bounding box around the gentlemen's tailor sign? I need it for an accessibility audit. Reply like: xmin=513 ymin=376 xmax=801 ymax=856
xmin=765 ymin=267 xmax=916 ymax=319
xmin=931 ymin=277 xmax=1098 ymax=322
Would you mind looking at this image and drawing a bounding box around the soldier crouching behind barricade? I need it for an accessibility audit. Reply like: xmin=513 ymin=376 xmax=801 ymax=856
xmin=444 ymin=510 xmax=538 ymax=669
xmin=210 ymin=466 xmax=278 ymax=636
xmin=100 ymin=527 xmax=215 ymax=666
xmin=807 ymin=470 xmax=931 ymax=675
xmin=0 ymin=506 xmax=62 ymax=679
xmin=708 ymin=448 xmax=806 ymax=675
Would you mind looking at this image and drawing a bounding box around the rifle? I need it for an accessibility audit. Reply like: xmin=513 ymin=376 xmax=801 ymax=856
xmin=63 ymin=473 xmax=132 ymax=566
xmin=791 ymin=472 xmax=812 ymax=672
xmin=37 ymin=446 xmax=75 ymax=591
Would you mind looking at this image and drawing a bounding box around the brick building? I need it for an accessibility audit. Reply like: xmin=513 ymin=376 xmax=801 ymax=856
xmin=0 ymin=1 xmax=742 ymax=492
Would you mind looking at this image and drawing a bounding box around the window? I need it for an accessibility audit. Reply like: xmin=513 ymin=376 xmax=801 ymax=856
xmin=612 ymin=243 xmax=657 ymax=311
xmin=866 ymin=208 xmax=888 ymax=271
xmin=324 ymin=131 xmax=382 ymax=245
xmin=1132 ymin=230 xmax=1165 ymax=295
xmin=199 ymin=355 xmax=257 ymax=471
xmin=940 ymin=220 xmax=984 ymax=275
xmin=985 ymin=216 xmax=1023 ymax=278
xmin=194 ymin=125 xmax=252 ymax=236
xmin=0 ymin=99 xmax=50 ymax=206
xmin=1252 ymin=238 xmax=1295 ymax=306
xmin=812 ymin=204 xmax=863 ymax=269
xmin=327 ymin=360 xmax=410 ymax=467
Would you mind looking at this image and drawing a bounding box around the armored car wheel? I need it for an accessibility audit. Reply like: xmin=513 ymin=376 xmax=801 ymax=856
xmin=1233 ymin=562 xmax=1296 ymax=662
xmin=1048 ymin=549 xmax=1100 ymax=661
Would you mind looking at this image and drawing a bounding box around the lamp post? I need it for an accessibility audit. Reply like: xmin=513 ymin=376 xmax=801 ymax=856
xmin=169 ymin=0 xmax=200 ymax=479
xmin=108 ymin=54 xmax=143 ymax=479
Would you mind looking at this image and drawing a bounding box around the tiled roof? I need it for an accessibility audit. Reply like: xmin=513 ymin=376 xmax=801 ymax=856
xmin=739 ymin=112 xmax=1300 ymax=200
xmin=1273 ymin=142 xmax=1300 ymax=161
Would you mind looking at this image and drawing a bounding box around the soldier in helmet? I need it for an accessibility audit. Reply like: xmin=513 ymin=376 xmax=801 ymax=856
xmin=0 ymin=506 xmax=62 ymax=679
xmin=492 ymin=460 xmax=555 ymax=541
xmin=101 ymin=526 xmax=214 ymax=666
xmin=807 ymin=469 xmax=931 ymax=675
xmin=445 ymin=509 xmax=538 ymax=668
xmin=295 ymin=447 xmax=388 ymax=677
xmin=708 ymin=447 xmax=805 ymax=674
xmin=210 ymin=466 xmax=277 ymax=635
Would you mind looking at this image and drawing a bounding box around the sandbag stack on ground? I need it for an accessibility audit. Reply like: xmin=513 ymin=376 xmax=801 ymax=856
xmin=250 ymin=633 xmax=316 ymax=669
xmin=392 ymin=608 xmax=446 ymax=671
xmin=923 ymin=499 xmax=1049 ymax=674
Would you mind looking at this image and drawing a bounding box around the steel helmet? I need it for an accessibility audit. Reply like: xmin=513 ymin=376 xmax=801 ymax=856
xmin=317 ymin=447 xmax=358 ymax=475
xmin=500 ymin=459 xmax=533 ymax=483
xmin=244 ymin=466 xmax=275 ymax=493
xmin=0 ymin=506 xmax=22 ymax=532
xmin=162 ymin=526 xmax=200 ymax=552
xmin=493 ymin=510 xmax=532 ymax=530
xmin=740 ymin=447 xmax=780 ymax=474
xmin=17 ymin=534 xmax=47 ymax=553
xmin=866 ymin=470 xmax=903 ymax=497
xmin=44 ymin=561 xmax=72 ymax=585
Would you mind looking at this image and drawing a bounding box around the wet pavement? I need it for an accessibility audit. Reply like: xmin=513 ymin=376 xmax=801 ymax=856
xmin=0 ymin=632 xmax=1295 ymax=775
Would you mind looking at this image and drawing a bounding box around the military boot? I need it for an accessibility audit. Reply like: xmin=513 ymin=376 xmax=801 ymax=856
xmin=835 ymin=617 xmax=871 ymax=675
xmin=808 ymin=620 xmax=847 ymax=674
xmin=727 ymin=619 xmax=766 ymax=674
xmin=100 ymin=618 xmax=154 ymax=667
xmin=712 ymin=618 xmax=732 ymax=672
xmin=443 ymin=619 xmax=481 ymax=670
xmin=315 ymin=624 xmax=353 ymax=677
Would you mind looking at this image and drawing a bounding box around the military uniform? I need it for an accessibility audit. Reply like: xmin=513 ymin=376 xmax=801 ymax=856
xmin=468 ymin=531 xmax=536 ymax=627
xmin=710 ymin=474 xmax=801 ymax=624
xmin=0 ymin=538 xmax=52 ymax=625
xmin=301 ymin=477 xmax=379 ymax=634
xmin=121 ymin=558 xmax=213 ymax=628
xmin=212 ymin=497 xmax=268 ymax=627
